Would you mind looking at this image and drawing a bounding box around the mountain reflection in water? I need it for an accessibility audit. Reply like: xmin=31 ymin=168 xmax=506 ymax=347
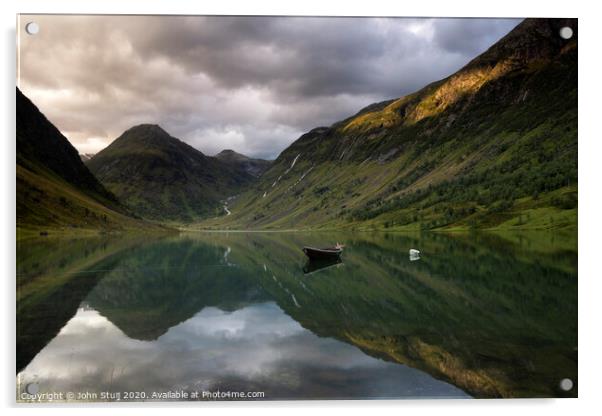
xmin=17 ymin=231 xmax=577 ymax=400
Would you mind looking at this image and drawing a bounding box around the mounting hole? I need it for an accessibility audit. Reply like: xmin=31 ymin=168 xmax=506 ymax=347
xmin=559 ymin=26 xmax=573 ymax=40
xmin=559 ymin=378 xmax=574 ymax=391
xmin=25 ymin=382 xmax=40 ymax=395
xmin=25 ymin=22 xmax=39 ymax=35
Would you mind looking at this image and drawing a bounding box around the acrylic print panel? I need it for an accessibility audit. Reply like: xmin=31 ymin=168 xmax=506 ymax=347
xmin=16 ymin=15 xmax=577 ymax=402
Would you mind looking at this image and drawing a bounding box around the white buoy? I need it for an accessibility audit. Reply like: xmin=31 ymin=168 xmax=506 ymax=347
xmin=409 ymin=249 xmax=420 ymax=256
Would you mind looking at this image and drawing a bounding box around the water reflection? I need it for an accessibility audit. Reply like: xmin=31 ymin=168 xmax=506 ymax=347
xmin=16 ymin=231 xmax=577 ymax=400
xmin=303 ymin=257 xmax=343 ymax=275
xmin=20 ymin=303 xmax=466 ymax=400
xmin=16 ymin=235 xmax=147 ymax=373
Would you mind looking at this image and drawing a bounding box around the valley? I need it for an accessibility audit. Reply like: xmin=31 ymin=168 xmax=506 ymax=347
xmin=196 ymin=18 xmax=577 ymax=232
xmin=17 ymin=18 xmax=577 ymax=235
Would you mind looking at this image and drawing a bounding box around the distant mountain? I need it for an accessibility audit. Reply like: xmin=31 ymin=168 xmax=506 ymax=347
xmin=215 ymin=149 xmax=271 ymax=177
xmin=87 ymin=125 xmax=255 ymax=222
xmin=205 ymin=18 xmax=577 ymax=231
xmin=16 ymin=88 xmax=148 ymax=236
xmin=79 ymin=153 xmax=95 ymax=162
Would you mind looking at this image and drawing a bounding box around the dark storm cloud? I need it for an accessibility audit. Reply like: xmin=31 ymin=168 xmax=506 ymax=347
xmin=18 ymin=15 xmax=520 ymax=159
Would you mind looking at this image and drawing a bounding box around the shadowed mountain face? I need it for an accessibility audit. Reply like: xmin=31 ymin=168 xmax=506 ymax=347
xmin=17 ymin=88 xmax=115 ymax=203
xmin=87 ymin=125 xmax=256 ymax=222
xmin=16 ymin=88 xmax=148 ymax=234
xmin=208 ymin=18 xmax=577 ymax=231
xmin=215 ymin=149 xmax=272 ymax=178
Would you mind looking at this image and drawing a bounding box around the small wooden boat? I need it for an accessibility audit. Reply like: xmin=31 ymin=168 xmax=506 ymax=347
xmin=302 ymin=243 xmax=344 ymax=260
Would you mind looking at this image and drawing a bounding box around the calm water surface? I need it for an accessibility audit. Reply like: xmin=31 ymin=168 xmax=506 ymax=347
xmin=16 ymin=231 xmax=577 ymax=401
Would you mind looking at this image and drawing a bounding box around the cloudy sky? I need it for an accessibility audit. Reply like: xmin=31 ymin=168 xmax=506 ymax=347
xmin=18 ymin=15 xmax=520 ymax=159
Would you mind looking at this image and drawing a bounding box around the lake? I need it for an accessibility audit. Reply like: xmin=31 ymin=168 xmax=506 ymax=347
xmin=16 ymin=231 xmax=577 ymax=401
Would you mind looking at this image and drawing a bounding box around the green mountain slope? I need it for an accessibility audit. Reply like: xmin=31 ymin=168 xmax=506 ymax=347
xmin=16 ymin=88 xmax=153 ymax=237
xmin=200 ymin=18 xmax=577 ymax=231
xmin=87 ymin=125 xmax=256 ymax=222
xmin=215 ymin=149 xmax=271 ymax=177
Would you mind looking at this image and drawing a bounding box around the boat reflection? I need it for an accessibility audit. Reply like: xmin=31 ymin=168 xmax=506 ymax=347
xmin=303 ymin=257 xmax=343 ymax=275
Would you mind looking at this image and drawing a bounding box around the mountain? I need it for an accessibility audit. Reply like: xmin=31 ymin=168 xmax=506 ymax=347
xmin=202 ymin=18 xmax=577 ymax=231
xmin=215 ymin=149 xmax=271 ymax=177
xmin=79 ymin=153 xmax=95 ymax=162
xmin=87 ymin=125 xmax=255 ymax=222
xmin=16 ymin=88 xmax=149 ymax=237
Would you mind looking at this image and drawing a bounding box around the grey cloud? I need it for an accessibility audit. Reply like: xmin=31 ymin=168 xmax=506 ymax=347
xmin=18 ymin=15 xmax=521 ymax=159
